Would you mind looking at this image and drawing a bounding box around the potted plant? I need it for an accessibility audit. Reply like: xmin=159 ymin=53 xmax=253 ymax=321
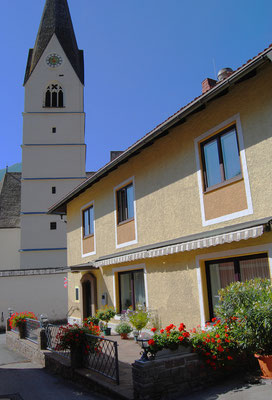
xmin=116 ymin=322 xmax=133 ymax=339
xmin=147 ymin=323 xmax=191 ymax=358
xmin=96 ymin=306 xmax=116 ymax=336
xmin=216 ymin=278 xmax=272 ymax=378
xmin=84 ymin=315 xmax=100 ymax=326
xmin=128 ymin=306 xmax=149 ymax=341
xmin=9 ymin=311 xmax=38 ymax=339
xmin=55 ymin=322 xmax=100 ymax=368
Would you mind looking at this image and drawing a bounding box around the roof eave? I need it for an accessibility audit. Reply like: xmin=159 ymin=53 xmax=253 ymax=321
xmin=48 ymin=48 xmax=272 ymax=215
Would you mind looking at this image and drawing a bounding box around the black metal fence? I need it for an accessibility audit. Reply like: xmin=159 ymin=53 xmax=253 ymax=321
xmin=25 ymin=318 xmax=41 ymax=343
xmin=44 ymin=323 xmax=70 ymax=359
xmin=84 ymin=334 xmax=119 ymax=384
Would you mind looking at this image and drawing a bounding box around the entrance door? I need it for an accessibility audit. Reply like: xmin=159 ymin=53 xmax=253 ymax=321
xmin=81 ymin=273 xmax=97 ymax=319
xmin=83 ymin=280 xmax=92 ymax=318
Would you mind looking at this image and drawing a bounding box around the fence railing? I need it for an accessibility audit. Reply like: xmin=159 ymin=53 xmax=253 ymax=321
xmin=44 ymin=323 xmax=70 ymax=359
xmin=84 ymin=334 xmax=119 ymax=384
xmin=25 ymin=318 xmax=41 ymax=344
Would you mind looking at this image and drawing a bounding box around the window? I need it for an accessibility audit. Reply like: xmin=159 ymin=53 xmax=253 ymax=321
xmin=117 ymin=183 xmax=134 ymax=224
xmin=50 ymin=222 xmax=57 ymax=230
xmin=83 ymin=206 xmax=94 ymax=237
xmin=118 ymin=269 xmax=146 ymax=312
xmin=44 ymin=84 xmax=64 ymax=108
xmin=206 ymin=253 xmax=270 ymax=319
xmin=52 ymin=186 xmax=56 ymax=194
xmin=52 ymin=127 xmax=56 ymax=133
xmin=201 ymin=125 xmax=241 ymax=190
xmin=75 ymin=287 xmax=79 ymax=301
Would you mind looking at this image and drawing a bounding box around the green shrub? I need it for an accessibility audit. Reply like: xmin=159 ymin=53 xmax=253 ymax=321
xmin=96 ymin=306 xmax=116 ymax=327
xmin=116 ymin=322 xmax=133 ymax=335
xmin=128 ymin=306 xmax=149 ymax=332
xmin=216 ymin=278 xmax=272 ymax=355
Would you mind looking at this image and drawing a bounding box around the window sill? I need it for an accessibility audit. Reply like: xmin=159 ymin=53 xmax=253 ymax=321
xmin=203 ymin=174 xmax=243 ymax=194
xmin=83 ymin=234 xmax=94 ymax=240
xmin=43 ymin=106 xmax=66 ymax=109
xmin=117 ymin=217 xmax=134 ymax=227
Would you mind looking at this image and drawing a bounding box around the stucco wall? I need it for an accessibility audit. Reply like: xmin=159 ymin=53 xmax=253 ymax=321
xmin=0 ymin=228 xmax=20 ymax=270
xmin=67 ymin=64 xmax=272 ymax=267
xmin=68 ymin=234 xmax=272 ymax=328
xmin=0 ymin=271 xmax=68 ymax=329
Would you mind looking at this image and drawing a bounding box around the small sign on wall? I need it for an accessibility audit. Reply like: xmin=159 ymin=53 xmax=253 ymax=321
xmin=64 ymin=277 xmax=68 ymax=288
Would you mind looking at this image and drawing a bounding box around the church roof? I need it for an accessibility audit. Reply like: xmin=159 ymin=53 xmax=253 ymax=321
xmin=24 ymin=0 xmax=84 ymax=85
xmin=0 ymin=173 xmax=21 ymax=229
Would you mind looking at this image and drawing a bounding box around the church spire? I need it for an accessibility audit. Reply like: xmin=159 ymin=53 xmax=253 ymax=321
xmin=24 ymin=0 xmax=84 ymax=85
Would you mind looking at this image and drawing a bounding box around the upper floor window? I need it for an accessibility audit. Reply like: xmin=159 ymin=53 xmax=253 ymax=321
xmin=44 ymin=84 xmax=64 ymax=108
xmin=117 ymin=183 xmax=134 ymax=224
xmin=201 ymin=125 xmax=241 ymax=190
xmin=83 ymin=206 xmax=94 ymax=237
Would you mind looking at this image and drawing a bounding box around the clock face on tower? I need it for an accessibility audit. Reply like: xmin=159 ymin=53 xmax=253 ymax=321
xmin=46 ymin=53 xmax=63 ymax=68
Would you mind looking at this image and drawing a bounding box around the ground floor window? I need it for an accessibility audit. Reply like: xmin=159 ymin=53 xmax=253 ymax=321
xmin=206 ymin=253 xmax=270 ymax=319
xmin=118 ymin=269 xmax=146 ymax=312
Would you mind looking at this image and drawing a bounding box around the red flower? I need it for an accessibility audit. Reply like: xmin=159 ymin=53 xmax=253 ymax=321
xmin=211 ymin=317 xmax=217 ymax=322
xmin=178 ymin=323 xmax=186 ymax=332
xmin=215 ymin=334 xmax=220 ymax=338
xmin=160 ymin=329 xmax=164 ymax=333
xmin=227 ymin=356 xmax=233 ymax=360
xmin=148 ymin=339 xmax=155 ymax=346
xmin=178 ymin=336 xmax=184 ymax=341
xmin=151 ymin=327 xmax=157 ymax=333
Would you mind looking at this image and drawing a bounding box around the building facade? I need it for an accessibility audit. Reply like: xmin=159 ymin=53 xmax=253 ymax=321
xmin=50 ymin=45 xmax=272 ymax=329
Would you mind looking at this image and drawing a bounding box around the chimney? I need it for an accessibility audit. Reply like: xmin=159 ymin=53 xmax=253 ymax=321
xmin=110 ymin=151 xmax=123 ymax=161
xmin=202 ymin=78 xmax=217 ymax=94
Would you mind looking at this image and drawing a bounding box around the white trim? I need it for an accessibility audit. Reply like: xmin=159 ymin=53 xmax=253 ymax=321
xmin=80 ymin=200 xmax=96 ymax=258
xmin=113 ymin=176 xmax=138 ymax=249
xmin=112 ymin=263 xmax=149 ymax=310
xmin=195 ymin=243 xmax=272 ymax=327
xmin=194 ymin=114 xmax=253 ymax=226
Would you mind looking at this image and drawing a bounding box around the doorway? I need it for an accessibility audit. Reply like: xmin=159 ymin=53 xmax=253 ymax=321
xmin=81 ymin=273 xmax=97 ymax=319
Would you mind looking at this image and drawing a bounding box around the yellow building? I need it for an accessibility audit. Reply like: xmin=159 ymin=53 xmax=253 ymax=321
xmin=49 ymin=45 xmax=272 ymax=329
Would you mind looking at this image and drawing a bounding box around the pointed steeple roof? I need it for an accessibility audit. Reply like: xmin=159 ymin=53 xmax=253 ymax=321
xmin=24 ymin=0 xmax=84 ymax=85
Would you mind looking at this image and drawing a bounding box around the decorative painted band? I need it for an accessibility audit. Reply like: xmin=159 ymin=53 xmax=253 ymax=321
xmin=19 ymin=248 xmax=67 ymax=252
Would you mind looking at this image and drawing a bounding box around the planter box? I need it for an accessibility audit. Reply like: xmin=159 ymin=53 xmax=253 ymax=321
xmin=154 ymin=345 xmax=192 ymax=359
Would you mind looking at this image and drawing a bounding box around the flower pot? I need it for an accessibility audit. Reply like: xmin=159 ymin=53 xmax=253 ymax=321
xmin=18 ymin=324 xmax=26 ymax=339
xmin=120 ymin=333 xmax=128 ymax=340
xmin=254 ymin=354 xmax=272 ymax=379
xmin=102 ymin=327 xmax=111 ymax=336
xmin=70 ymin=346 xmax=85 ymax=369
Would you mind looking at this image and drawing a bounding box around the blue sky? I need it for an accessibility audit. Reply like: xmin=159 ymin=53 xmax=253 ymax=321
xmin=0 ymin=0 xmax=271 ymax=173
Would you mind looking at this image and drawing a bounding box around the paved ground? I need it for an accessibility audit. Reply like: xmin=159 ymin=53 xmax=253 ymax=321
xmin=1 ymin=333 xmax=272 ymax=400
xmin=181 ymin=376 xmax=272 ymax=400
xmin=0 ymin=334 xmax=109 ymax=400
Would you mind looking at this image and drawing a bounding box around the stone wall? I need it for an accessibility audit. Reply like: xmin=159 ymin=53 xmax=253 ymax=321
xmin=132 ymin=352 xmax=225 ymax=400
xmin=6 ymin=330 xmax=46 ymax=366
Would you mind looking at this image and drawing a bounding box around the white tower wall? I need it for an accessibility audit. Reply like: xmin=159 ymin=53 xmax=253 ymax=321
xmin=20 ymin=33 xmax=86 ymax=269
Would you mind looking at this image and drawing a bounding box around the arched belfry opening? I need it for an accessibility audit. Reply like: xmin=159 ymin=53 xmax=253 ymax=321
xmin=44 ymin=83 xmax=64 ymax=108
xmin=80 ymin=273 xmax=97 ymax=319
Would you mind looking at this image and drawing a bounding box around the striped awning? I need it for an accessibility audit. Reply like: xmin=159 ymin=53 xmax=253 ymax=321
xmin=95 ymin=225 xmax=264 ymax=267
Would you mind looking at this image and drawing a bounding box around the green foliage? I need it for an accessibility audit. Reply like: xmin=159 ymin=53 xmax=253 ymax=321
xmin=115 ymin=322 xmax=133 ymax=335
xmin=84 ymin=316 xmax=100 ymax=326
xmin=128 ymin=307 xmax=149 ymax=331
xmin=216 ymin=278 xmax=272 ymax=355
xmin=96 ymin=306 xmax=116 ymax=327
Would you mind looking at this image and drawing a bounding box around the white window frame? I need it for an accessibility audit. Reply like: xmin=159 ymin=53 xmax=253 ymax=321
xmin=80 ymin=200 xmax=96 ymax=258
xmin=112 ymin=264 xmax=149 ymax=310
xmin=196 ymin=243 xmax=272 ymax=327
xmin=113 ymin=176 xmax=138 ymax=249
xmin=194 ymin=114 xmax=253 ymax=226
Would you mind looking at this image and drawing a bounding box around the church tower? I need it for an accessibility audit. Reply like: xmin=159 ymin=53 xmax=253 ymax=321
xmin=20 ymin=0 xmax=86 ymax=268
